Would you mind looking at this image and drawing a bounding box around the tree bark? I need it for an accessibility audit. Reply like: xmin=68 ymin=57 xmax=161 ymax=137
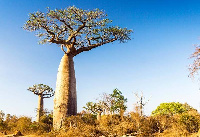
xmin=97 ymin=112 xmax=101 ymax=121
xmin=120 ymin=109 xmax=124 ymax=121
xmin=53 ymin=54 xmax=77 ymax=130
xmin=37 ymin=94 xmax=43 ymax=122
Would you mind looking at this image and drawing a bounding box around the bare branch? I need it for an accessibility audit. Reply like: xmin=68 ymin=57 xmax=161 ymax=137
xmin=61 ymin=44 xmax=67 ymax=54
xmin=56 ymin=18 xmax=73 ymax=30
xmin=76 ymin=37 xmax=117 ymax=55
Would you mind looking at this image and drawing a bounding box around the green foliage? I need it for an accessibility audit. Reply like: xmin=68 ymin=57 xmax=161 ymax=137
xmin=15 ymin=117 xmax=32 ymax=133
xmin=5 ymin=115 xmax=18 ymax=132
xmin=179 ymin=113 xmax=199 ymax=133
xmin=83 ymin=102 xmax=103 ymax=115
xmin=151 ymin=102 xmax=193 ymax=116
xmin=80 ymin=114 xmax=97 ymax=125
xmin=151 ymin=102 xmax=200 ymax=136
xmin=27 ymin=84 xmax=54 ymax=98
xmin=109 ymin=88 xmax=127 ymax=114
xmin=83 ymin=88 xmax=127 ymax=116
xmin=0 ymin=111 xmax=53 ymax=135
xmin=23 ymin=6 xmax=132 ymax=54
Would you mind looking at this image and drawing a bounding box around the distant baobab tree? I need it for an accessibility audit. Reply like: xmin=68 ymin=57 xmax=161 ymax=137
xmin=27 ymin=84 xmax=54 ymax=122
xmin=24 ymin=6 xmax=132 ymax=129
xmin=189 ymin=45 xmax=200 ymax=77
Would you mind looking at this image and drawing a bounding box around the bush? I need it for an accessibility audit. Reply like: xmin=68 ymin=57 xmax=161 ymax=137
xmin=179 ymin=113 xmax=199 ymax=133
xmin=15 ymin=116 xmax=32 ymax=133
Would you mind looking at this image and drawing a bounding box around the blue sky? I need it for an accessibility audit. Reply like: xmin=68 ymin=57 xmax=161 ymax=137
xmin=1 ymin=0 xmax=200 ymax=119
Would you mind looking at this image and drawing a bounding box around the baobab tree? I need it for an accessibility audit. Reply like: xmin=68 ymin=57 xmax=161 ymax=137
xmin=83 ymin=102 xmax=103 ymax=121
xmin=189 ymin=45 xmax=200 ymax=77
xmin=24 ymin=6 xmax=132 ymax=129
xmin=27 ymin=84 xmax=54 ymax=122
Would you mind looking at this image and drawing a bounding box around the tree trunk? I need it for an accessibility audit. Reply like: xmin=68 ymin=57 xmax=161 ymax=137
xmin=97 ymin=112 xmax=101 ymax=121
xmin=120 ymin=109 xmax=124 ymax=120
xmin=37 ymin=94 xmax=43 ymax=122
xmin=53 ymin=54 xmax=77 ymax=130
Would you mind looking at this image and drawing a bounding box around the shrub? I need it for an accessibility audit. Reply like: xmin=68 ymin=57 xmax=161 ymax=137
xmin=15 ymin=116 xmax=32 ymax=133
xmin=179 ymin=113 xmax=199 ymax=133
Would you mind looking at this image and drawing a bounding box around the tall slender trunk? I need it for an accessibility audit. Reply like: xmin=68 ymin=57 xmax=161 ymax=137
xmin=53 ymin=54 xmax=77 ymax=130
xmin=120 ymin=109 xmax=124 ymax=120
xmin=97 ymin=112 xmax=101 ymax=121
xmin=37 ymin=94 xmax=43 ymax=122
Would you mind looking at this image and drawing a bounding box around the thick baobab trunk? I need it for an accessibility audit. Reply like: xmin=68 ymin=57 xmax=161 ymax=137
xmin=36 ymin=94 xmax=43 ymax=122
xmin=53 ymin=54 xmax=77 ymax=130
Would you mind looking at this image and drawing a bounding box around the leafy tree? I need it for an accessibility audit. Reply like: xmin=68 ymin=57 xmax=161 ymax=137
xmin=83 ymin=89 xmax=127 ymax=120
xmin=83 ymin=102 xmax=103 ymax=114
xmin=97 ymin=89 xmax=127 ymax=115
xmin=109 ymin=88 xmax=127 ymax=116
xmin=83 ymin=102 xmax=103 ymax=120
xmin=24 ymin=6 xmax=132 ymax=129
xmin=151 ymin=102 xmax=194 ymax=116
xmin=27 ymin=84 xmax=54 ymax=122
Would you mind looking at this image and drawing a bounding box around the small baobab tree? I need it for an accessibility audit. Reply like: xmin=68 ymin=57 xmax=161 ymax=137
xmin=83 ymin=102 xmax=103 ymax=121
xmin=28 ymin=84 xmax=54 ymax=122
xmin=24 ymin=6 xmax=132 ymax=129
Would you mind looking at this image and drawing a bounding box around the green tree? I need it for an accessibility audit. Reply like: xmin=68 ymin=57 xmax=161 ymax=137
xmin=151 ymin=102 xmax=194 ymax=116
xmin=96 ymin=89 xmax=127 ymax=116
xmin=27 ymin=84 xmax=54 ymax=122
xmin=24 ymin=6 xmax=132 ymax=129
xmin=83 ymin=102 xmax=103 ymax=120
xmin=109 ymin=88 xmax=127 ymax=116
xmin=83 ymin=102 xmax=102 ymax=114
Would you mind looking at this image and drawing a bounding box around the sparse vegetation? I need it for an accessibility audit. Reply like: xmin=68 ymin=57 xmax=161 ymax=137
xmin=1 ymin=2 xmax=200 ymax=137
xmin=1 ymin=98 xmax=200 ymax=137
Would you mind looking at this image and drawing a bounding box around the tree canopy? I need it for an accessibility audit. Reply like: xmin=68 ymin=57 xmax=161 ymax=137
xmin=109 ymin=88 xmax=127 ymax=114
xmin=151 ymin=102 xmax=195 ymax=116
xmin=27 ymin=84 xmax=54 ymax=98
xmin=83 ymin=102 xmax=103 ymax=115
xmin=23 ymin=6 xmax=132 ymax=55
xmin=84 ymin=88 xmax=127 ymax=115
